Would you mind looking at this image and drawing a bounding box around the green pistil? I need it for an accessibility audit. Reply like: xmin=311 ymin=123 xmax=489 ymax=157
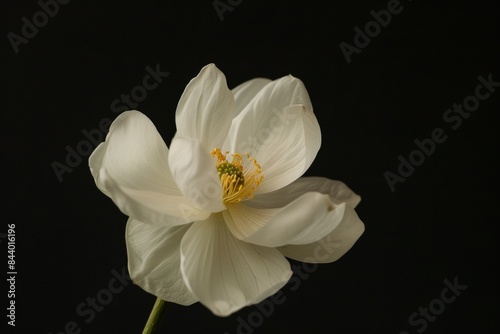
xmin=217 ymin=162 xmax=244 ymax=186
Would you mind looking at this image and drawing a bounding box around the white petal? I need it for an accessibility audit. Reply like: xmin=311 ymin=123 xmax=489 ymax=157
xmin=231 ymin=78 xmax=271 ymax=117
xmin=89 ymin=142 xmax=110 ymax=197
xmin=222 ymin=203 xmax=278 ymax=241
xmin=168 ymin=136 xmax=225 ymax=213
xmin=175 ymin=64 xmax=234 ymax=149
xmin=90 ymin=111 xmax=207 ymax=225
xmin=226 ymin=193 xmax=345 ymax=247
xmin=180 ymin=214 xmax=292 ymax=316
xmin=224 ymin=176 xmax=359 ymax=247
xmin=126 ymin=218 xmax=197 ymax=305
xmin=278 ymin=206 xmax=365 ymax=263
xmin=228 ymin=76 xmax=321 ymax=194
xmin=100 ymin=174 xmax=210 ymax=226
xmin=251 ymin=176 xmax=361 ymax=209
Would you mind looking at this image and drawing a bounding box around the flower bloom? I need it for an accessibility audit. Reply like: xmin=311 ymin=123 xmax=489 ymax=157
xmin=89 ymin=64 xmax=364 ymax=316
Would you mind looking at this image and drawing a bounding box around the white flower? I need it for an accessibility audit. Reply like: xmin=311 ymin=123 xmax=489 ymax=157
xmin=89 ymin=64 xmax=364 ymax=316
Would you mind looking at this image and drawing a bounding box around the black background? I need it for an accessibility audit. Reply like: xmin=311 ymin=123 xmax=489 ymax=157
xmin=3 ymin=0 xmax=499 ymax=333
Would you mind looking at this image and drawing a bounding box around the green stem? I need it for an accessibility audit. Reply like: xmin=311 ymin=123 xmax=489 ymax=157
xmin=142 ymin=298 xmax=166 ymax=334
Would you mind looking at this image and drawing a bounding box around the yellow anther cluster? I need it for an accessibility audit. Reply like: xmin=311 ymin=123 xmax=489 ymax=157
xmin=211 ymin=148 xmax=263 ymax=204
xmin=217 ymin=162 xmax=244 ymax=187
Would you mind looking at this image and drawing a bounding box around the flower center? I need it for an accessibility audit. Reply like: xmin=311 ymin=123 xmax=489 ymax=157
xmin=211 ymin=148 xmax=263 ymax=204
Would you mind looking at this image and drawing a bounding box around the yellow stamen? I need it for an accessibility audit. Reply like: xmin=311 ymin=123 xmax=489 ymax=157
xmin=211 ymin=148 xmax=263 ymax=204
